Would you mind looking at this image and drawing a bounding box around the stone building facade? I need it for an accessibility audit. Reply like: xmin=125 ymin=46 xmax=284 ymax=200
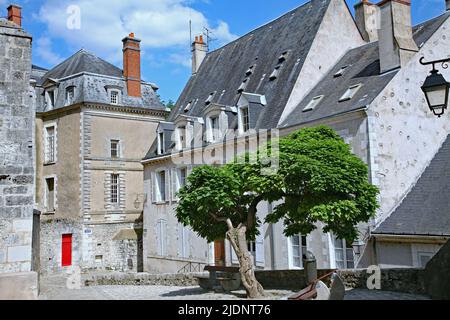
xmin=33 ymin=35 xmax=167 ymax=274
xmin=0 ymin=5 xmax=38 ymax=299
xmin=142 ymin=0 xmax=450 ymax=273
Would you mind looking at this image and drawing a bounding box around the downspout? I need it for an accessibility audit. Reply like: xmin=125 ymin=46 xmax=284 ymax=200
xmin=269 ymin=202 xmax=276 ymax=270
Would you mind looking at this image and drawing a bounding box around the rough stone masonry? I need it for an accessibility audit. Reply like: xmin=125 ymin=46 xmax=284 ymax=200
xmin=0 ymin=10 xmax=38 ymax=299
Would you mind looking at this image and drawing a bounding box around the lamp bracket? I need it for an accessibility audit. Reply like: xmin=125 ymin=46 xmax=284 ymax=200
xmin=420 ymin=57 xmax=450 ymax=72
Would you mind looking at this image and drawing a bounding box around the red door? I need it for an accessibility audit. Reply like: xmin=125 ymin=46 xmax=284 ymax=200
xmin=62 ymin=234 xmax=72 ymax=267
xmin=214 ymin=240 xmax=226 ymax=266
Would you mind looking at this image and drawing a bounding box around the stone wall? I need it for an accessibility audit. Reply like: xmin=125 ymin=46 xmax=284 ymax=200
xmin=39 ymin=218 xmax=82 ymax=274
xmin=84 ymin=272 xmax=200 ymax=287
xmin=81 ymin=222 xmax=143 ymax=272
xmin=0 ymin=19 xmax=37 ymax=298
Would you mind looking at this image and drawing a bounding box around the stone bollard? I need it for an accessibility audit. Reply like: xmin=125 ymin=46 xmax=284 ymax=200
xmin=303 ymin=251 xmax=317 ymax=285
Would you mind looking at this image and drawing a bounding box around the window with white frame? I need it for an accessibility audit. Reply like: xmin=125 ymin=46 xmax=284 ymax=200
xmin=208 ymin=116 xmax=220 ymax=142
xmin=153 ymin=170 xmax=168 ymax=203
xmin=178 ymin=224 xmax=190 ymax=258
xmin=45 ymin=177 xmax=55 ymax=213
xmin=291 ymin=235 xmax=308 ymax=268
xmin=157 ymin=132 xmax=165 ymax=155
xmin=45 ymin=125 xmax=56 ymax=164
xmin=239 ymin=106 xmax=250 ymax=134
xmin=110 ymin=174 xmax=119 ymax=205
xmin=339 ymin=84 xmax=363 ymax=102
xmin=157 ymin=219 xmax=168 ymax=256
xmin=334 ymin=237 xmax=355 ymax=269
xmin=110 ymin=140 xmax=120 ymax=159
xmin=110 ymin=90 xmax=120 ymax=105
xmin=177 ymin=126 xmax=187 ymax=150
xmin=172 ymin=167 xmax=187 ymax=201
xmin=46 ymin=90 xmax=56 ymax=110
xmin=65 ymin=86 xmax=75 ymax=106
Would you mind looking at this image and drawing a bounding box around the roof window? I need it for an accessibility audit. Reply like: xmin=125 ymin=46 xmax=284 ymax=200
xmin=303 ymin=95 xmax=324 ymax=112
xmin=184 ymin=101 xmax=193 ymax=112
xmin=339 ymin=84 xmax=363 ymax=102
xmin=334 ymin=65 xmax=350 ymax=78
xmin=237 ymin=79 xmax=248 ymax=93
xmin=205 ymin=92 xmax=215 ymax=105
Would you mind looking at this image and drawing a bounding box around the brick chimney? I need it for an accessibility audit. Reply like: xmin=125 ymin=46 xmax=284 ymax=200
xmin=7 ymin=4 xmax=22 ymax=27
xmin=192 ymin=35 xmax=208 ymax=75
xmin=354 ymin=0 xmax=379 ymax=42
xmin=378 ymin=0 xmax=418 ymax=74
xmin=122 ymin=33 xmax=141 ymax=97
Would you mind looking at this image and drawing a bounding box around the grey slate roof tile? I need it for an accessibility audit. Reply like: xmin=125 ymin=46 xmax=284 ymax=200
xmin=281 ymin=11 xmax=450 ymax=128
xmin=168 ymin=0 xmax=332 ymax=130
xmin=373 ymin=135 xmax=450 ymax=237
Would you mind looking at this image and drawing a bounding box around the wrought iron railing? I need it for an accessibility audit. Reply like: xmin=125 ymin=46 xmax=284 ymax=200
xmin=177 ymin=262 xmax=206 ymax=274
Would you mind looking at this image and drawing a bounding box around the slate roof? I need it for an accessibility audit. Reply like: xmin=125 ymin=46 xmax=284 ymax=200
xmin=168 ymin=0 xmax=332 ymax=129
xmin=34 ymin=49 xmax=165 ymax=112
xmin=38 ymin=49 xmax=123 ymax=85
xmin=373 ymin=135 xmax=450 ymax=237
xmin=281 ymin=11 xmax=450 ymax=128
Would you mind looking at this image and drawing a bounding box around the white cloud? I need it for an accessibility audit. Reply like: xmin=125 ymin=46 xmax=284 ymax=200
xmin=168 ymin=53 xmax=191 ymax=68
xmin=35 ymin=36 xmax=64 ymax=65
xmin=36 ymin=0 xmax=237 ymax=65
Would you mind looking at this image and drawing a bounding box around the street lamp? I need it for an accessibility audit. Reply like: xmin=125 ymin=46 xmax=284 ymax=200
xmin=420 ymin=57 xmax=450 ymax=118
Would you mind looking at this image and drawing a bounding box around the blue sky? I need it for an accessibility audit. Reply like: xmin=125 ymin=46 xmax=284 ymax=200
xmin=1 ymin=0 xmax=446 ymax=104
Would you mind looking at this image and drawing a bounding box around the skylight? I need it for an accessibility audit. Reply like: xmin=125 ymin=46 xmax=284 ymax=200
xmin=269 ymin=66 xmax=281 ymax=81
xmin=303 ymin=95 xmax=324 ymax=112
xmin=339 ymin=84 xmax=363 ymax=102
xmin=334 ymin=65 xmax=350 ymax=78
xmin=183 ymin=101 xmax=192 ymax=112
xmin=246 ymin=65 xmax=255 ymax=76
xmin=238 ymin=79 xmax=248 ymax=93
xmin=205 ymin=92 xmax=215 ymax=105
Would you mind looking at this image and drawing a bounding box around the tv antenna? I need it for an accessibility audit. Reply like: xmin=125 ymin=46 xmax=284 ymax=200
xmin=203 ymin=27 xmax=217 ymax=50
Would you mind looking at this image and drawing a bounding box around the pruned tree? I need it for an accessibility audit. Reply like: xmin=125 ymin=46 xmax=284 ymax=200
xmin=176 ymin=126 xmax=379 ymax=298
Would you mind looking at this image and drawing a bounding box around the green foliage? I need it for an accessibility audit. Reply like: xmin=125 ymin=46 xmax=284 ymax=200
xmin=176 ymin=126 xmax=379 ymax=244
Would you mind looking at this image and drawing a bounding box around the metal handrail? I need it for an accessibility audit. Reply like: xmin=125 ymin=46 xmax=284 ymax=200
xmin=177 ymin=261 xmax=206 ymax=274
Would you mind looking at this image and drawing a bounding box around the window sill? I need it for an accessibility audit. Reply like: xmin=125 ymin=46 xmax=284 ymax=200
xmin=42 ymin=211 xmax=55 ymax=215
xmin=154 ymin=201 xmax=169 ymax=206
xmin=44 ymin=162 xmax=56 ymax=166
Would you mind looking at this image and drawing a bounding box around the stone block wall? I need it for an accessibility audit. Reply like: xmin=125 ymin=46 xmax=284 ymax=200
xmin=82 ymin=222 xmax=143 ymax=273
xmin=0 ymin=23 xmax=35 ymax=275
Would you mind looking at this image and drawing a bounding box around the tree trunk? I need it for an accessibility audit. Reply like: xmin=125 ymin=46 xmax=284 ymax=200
xmin=226 ymin=223 xmax=266 ymax=299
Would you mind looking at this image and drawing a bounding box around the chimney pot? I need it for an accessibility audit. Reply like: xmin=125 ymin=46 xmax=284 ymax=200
xmin=122 ymin=33 xmax=142 ymax=97
xmin=7 ymin=4 xmax=22 ymax=27
xmin=199 ymin=35 xmax=204 ymax=44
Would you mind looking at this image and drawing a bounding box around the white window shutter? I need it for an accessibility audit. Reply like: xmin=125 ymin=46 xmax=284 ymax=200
xmin=171 ymin=168 xmax=178 ymax=201
xmin=151 ymin=171 xmax=157 ymax=203
xmin=165 ymin=170 xmax=170 ymax=202
xmin=255 ymin=227 xmax=265 ymax=267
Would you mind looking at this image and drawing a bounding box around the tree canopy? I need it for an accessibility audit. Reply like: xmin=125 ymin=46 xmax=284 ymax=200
xmin=176 ymin=126 xmax=379 ymax=244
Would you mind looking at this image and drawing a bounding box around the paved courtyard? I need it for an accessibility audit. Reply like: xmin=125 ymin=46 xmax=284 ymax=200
xmin=38 ymin=275 xmax=431 ymax=300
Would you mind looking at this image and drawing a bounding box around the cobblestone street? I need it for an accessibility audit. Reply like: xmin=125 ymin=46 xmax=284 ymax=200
xmin=38 ymin=275 xmax=431 ymax=300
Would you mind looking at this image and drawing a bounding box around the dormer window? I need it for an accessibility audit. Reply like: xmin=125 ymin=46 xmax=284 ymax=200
xmin=334 ymin=65 xmax=350 ymax=78
xmin=65 ymin=86 xmax=75 ymax=106
xmin=303 ymin=95 xmax=324 ymax=112
xmin=157 ymin=132 xmax=165 ymax=155
xmin=238 ymin=106 xmax=250 ymax=134
xmin=110 ymin=90 xmax=120 ymax=105
xmin=339 ymin=84 xmax=363 ymax=102
xmin=207 ymin=116 xmax=220 ymax=143
xmin=177 ymin=126 xmax=187 ymax=150
xmin=45 ymin=90 xmax=56 ymax=110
